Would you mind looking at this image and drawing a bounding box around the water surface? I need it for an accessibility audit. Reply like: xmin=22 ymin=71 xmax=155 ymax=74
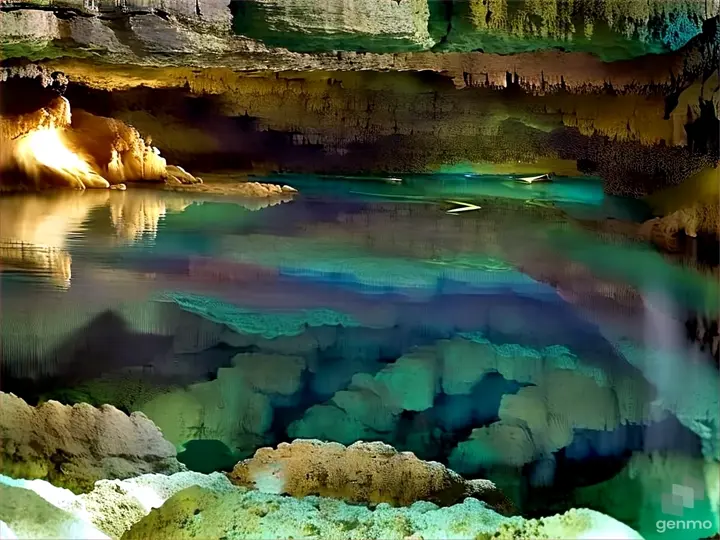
xmin=1 ymin=174 xmax=718 ymax=539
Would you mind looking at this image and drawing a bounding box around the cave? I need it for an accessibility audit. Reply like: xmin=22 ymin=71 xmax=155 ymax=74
xmin=0 ymin=1 xmax=718 ymax=540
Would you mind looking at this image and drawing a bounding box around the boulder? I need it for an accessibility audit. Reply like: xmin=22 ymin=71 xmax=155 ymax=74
xmin=228 ymin=439 xmax=516 ymax=515
xmin=0 ymin=392 xmax=184 ymax=493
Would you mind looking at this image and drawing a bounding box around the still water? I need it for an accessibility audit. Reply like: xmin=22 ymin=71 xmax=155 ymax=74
xmin=0 ymin=174 xmax=718 ymax=539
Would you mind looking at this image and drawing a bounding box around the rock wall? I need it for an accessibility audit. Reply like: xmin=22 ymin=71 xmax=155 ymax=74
xmin=1 ymin=3 xmax=718 ymax=195
xmin=0 ymin=467 xmax=646 ymax=540
xmin=31 ymin=64 xmax=713 ymax=196
xmin=2 ymin=0 xmax=718 ymax=59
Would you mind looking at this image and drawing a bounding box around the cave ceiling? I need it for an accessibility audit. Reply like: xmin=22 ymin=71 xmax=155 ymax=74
xmin=0 ymin=0 xmax=719 ymax=195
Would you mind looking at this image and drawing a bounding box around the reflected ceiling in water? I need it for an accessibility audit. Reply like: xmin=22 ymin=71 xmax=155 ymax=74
xmin=0 ymin=189 xmax=293 ymax=286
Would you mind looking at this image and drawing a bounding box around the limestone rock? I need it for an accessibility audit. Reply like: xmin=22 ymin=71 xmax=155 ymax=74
xmin=235 ymin=0 xmax=434 ymax=51
xmin=449 ymin=366 xmax=655 ymax=472
xmin=67 ymin=109 xmax=168 ymax=184
xmin=228 ymin=439 xmax=516 ymax=515
xmin=79 ymin=472 xmax=235 ymax=538
xmin=0 ymin=392 xmax=184 ymax=493
xmin=0 ymin=470 xmax=235 ymax=539
xmin=641 ymin=204 xmax=720 ymax=239
xmin=165 ymin=164 xmax=200 ymax=185
xmin=0 ymin=467 xmax=645 ymax=540
xmin=0 ymin=482 xmax=109 ymax=539
xmin=123 ymin=483 xmax=643 ymax=540
xmin=289 ymin=347 xmax=440 ymax=443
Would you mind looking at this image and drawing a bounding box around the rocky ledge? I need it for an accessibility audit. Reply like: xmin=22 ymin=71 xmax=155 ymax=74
xmin=0 ymin=469 xmax=644 ymax=540
xmin=229 ymin=439 xmax=516 ymax=514
xmin=0 ymin=392 xmax=185 ymax=493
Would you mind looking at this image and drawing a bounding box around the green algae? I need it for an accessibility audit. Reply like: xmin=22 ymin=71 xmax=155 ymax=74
xmin=0 ymin=39 xmax=98 ymax=61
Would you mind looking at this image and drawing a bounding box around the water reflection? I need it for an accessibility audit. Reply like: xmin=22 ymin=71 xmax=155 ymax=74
xmin=0 ymin=189 xmax=293 ymax=286
xmin=0 ymin=191 xmax=105 ymax=286
xmin=0 ymin=179 xmax=717 ymax=539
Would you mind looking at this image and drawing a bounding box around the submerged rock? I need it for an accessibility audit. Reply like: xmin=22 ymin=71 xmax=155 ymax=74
xmin=228 ymin=439 xmax=516 ymax=515
xmin=140 ymin=353 xmax=308 ymax=456
xmin=0 ymin=392 xmax=184 ymax=493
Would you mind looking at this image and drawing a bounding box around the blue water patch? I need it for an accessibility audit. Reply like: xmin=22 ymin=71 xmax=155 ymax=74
xmin=276 ymin=265 xmax=551 ymax=296
xmin=266 ymin=172 xmax=617 ymax=209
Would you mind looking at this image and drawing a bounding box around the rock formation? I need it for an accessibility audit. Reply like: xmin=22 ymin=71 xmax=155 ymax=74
xmin=0 ymin=465 xmax=644 ymax=540
xmin=0 ymin=480 xmax=110 ymax=539
xmin=0 ymin=93 xmax=203 ymax=189
xmin=0 ymin=470 xmax=233 ymax=540
xmin=1 ymin=1 xmax=718 ymax=196
xmin=123 ymin=483 xmax=643 ymax=540
xmin=0 ymin=392 xmax=184 ymax=492
xmin=641 ymin=166 xmax=720 ymax=238
xmin=228 ymin=439 xmax=515 ymax=515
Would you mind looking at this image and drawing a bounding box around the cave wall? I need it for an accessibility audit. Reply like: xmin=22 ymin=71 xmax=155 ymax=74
xmin=1 ymin=1 xmax=719 ymax=195
xmin=50 ymin=66 xmax=715 ymax=196
xmin=235 ymin=0 xmax=717 ymax=59
xmin=2 ymin=0 xmax=718 ymax=60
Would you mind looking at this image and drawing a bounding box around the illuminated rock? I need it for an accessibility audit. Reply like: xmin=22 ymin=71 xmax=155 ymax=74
xmin=0 ymin=97 xmax=167 ymax=189
xmin=0 ymin=466 xmax=644 ymax=540
xmin=0 ymin=481 xmax=109 ymax=539
xmin=2 ymin=10 xmax=718 ymax=194
xmin=228 ymin=439 xmax=515 ymax=514
xmin=0 ymin=96 xmax=70 ymax=142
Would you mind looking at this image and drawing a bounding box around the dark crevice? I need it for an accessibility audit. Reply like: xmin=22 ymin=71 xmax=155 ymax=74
xmin=101 ymin=16 xmax=151 ymax=58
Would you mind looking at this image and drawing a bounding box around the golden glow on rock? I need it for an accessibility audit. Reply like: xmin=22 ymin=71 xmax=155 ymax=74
xmin=15 ymin=126 xmax=110 ymax=190
xmin=1 ymin=95 xmax=201 ymax=190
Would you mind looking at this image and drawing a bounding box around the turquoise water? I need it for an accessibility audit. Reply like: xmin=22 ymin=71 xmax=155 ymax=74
xmin=0 ymin=174 xmax=717 ymax=539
